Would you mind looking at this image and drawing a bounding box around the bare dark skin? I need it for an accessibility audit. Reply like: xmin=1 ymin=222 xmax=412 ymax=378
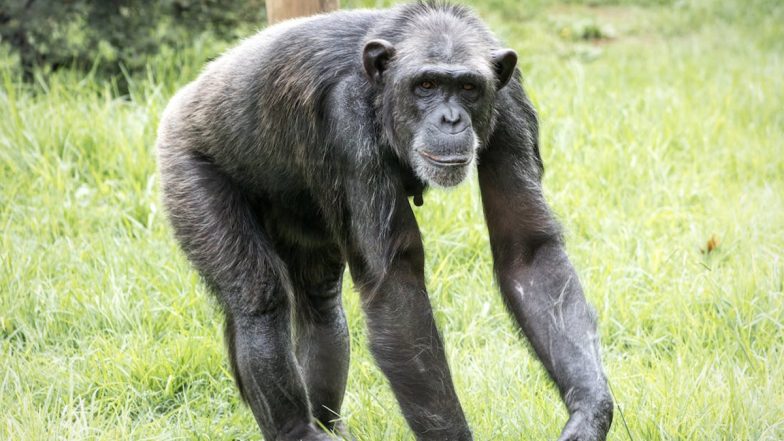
xmin=156 ymin=3 xmax=612 ymax=440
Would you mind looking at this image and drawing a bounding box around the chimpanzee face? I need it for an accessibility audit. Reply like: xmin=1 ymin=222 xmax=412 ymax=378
xmin=363 ymin=37 xmax=517 ymax=187
xmin=404 ymin=64 xmax=493 ymax=187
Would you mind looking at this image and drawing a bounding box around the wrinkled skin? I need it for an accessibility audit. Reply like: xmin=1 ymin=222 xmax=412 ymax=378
xmin=156 ymin=3 xmax=612 ymax=440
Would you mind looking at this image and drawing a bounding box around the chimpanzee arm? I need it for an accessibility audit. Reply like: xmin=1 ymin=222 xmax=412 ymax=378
xmin=341 ymin=167 xmax=472 ymax=441
xmin=478 ymin=81 xmax=613 ymax=441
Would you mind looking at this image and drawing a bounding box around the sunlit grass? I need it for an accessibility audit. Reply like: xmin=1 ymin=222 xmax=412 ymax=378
xmin=2 ymin=1 xmax=782 ymax=440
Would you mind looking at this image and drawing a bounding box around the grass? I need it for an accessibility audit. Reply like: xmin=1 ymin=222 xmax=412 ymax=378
xmin=1 ymin=0 xmax=783 ymax=439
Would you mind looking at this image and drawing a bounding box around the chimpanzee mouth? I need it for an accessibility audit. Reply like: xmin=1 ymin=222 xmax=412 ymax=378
xmin=418 ymin=151 xmax=472 ymax=167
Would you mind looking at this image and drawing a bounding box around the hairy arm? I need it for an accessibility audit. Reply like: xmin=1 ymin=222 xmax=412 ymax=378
xmin=334 ymin=111 xmax=472 ymax=439
xmin=478 ymin=80 xmax=613 ymax=441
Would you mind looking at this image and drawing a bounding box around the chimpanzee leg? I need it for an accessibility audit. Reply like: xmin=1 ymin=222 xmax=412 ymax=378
xmin=284 ymin=245 xmax=350 ymax=431
xmin=159 ymin=148 xmax=330 ymax=441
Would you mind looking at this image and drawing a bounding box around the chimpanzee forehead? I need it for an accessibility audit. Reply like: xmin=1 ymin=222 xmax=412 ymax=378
xmin=395 ymin=29 xmax=494 ymax=77
xmin=395 ymin=48 xmax=494 ymax=80
xmin=407 ymin=65 xmax=492 ymax=84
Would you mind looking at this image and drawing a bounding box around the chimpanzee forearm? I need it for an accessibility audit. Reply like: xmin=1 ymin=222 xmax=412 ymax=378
xmin=495 ymin=239 xmax=613 ymax=440
xmin=358 ymin=266 xmax=472 ymax=441
xmin=344 ymin=177 xmax=471 ymax=440
xmin=477 ymin=74 xmax=614 ymax=440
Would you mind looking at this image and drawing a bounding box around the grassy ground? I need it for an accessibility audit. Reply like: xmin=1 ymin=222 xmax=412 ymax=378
xmin=1 ymin=0 xmax=782 ymax=439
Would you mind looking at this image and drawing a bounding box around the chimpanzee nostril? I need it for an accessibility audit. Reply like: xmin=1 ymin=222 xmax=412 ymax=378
xmin=432 ymin=104 xmax=470 ymax=135
xmin=441 ymin=109 xmax=461 ymax=125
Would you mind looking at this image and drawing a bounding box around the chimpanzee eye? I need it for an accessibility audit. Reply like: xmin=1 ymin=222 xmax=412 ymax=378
xmin=420 ymin=80 xmax=434 ymax=89
xmin=462 ymin=83 xmax=476 ymax=91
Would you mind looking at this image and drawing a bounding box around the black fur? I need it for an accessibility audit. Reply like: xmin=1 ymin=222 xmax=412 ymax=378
xmin=157 ymin=2 xmax=612 ymax=440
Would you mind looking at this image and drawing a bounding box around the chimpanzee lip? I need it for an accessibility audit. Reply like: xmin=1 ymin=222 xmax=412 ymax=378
xmin=418 ymin=150 xmax=472 ymax=167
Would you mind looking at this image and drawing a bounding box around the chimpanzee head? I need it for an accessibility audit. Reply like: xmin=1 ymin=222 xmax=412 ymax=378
xmin=362 ymin=5 xmax=517 ymax=187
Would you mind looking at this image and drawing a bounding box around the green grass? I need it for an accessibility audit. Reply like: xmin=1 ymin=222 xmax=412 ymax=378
xmin=2 ymin=1 xmax=783 ymax=439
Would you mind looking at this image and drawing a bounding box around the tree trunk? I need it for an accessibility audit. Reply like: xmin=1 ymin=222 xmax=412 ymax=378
xmin=265 ymin=0 xmax=340 ymax=24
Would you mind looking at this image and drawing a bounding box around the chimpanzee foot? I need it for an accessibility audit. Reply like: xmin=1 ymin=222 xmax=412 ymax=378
xmin=276 ymin=422 xmax=335 ymax=441
xmin=556 ymin=396 xmax=614 ymax=441
xmin=330 ymin=421 xmax=355 ymax=441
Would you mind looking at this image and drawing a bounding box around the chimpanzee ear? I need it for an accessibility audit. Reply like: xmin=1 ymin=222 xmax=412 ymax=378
xmin=491 ymin=49 xmax=518 ymax=90
xmin=363 ymin=39 xmax=396 ymax=85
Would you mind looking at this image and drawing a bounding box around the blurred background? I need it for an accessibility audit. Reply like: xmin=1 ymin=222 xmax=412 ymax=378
xmin=1 ymin=1 xmax=782 ymax=440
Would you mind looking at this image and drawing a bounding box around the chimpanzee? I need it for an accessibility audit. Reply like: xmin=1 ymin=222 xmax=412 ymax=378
xmin=156 ymin=2 xmax=613 ymax=440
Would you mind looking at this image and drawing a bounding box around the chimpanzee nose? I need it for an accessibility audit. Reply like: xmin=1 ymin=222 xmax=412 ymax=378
xmin=440 ymin=107 xmax=468 ymax=134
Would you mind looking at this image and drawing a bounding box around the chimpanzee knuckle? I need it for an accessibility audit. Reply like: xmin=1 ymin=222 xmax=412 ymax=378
xmin=275 ymin=422 xmax=333 ymax=441
xmin=592 ymin=393 xmax=614 ymax=435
